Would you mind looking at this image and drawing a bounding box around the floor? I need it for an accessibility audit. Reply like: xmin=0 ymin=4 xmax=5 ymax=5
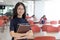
xmin=0 ymin=22 xmax=11 ymax=40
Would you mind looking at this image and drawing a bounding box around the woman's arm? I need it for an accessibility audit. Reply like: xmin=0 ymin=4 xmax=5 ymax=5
xmin=10 ymin=31 xmax=28 ymax=40
xmin=26 ymin=30 xmax=34 ymax=39
xmin=10 ymin=31 xmax=27 ymax=38
xmin=10 ymin=19 xmax=27 ymax=38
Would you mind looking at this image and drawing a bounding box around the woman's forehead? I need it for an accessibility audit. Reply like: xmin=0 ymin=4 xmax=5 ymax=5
xmin=18 ymin=5 xmax=24 ymax=9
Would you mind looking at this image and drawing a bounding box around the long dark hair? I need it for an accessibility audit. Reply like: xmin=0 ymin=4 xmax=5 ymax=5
xmin=13 ymin=2 xmax=26 ymax=19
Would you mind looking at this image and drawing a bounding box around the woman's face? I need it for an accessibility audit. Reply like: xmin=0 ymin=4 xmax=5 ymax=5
xmin=17 ymin=5 xmax=24 ymax=16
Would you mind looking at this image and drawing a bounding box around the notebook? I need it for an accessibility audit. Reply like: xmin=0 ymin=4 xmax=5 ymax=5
xmin=17 ymin=24 xmax=31 ymax=33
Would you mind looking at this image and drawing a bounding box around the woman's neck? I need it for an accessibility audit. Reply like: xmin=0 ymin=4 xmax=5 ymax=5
xmin=17 ymin=15 xmax=22 ymax=18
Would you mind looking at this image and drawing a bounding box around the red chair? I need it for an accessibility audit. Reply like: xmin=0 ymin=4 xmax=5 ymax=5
xmin=47 ymin=26 xmax=58 ymax=32
xmin=58 ymin=20 xmax=60 ymax=24
xmin=34 ymin=36 xmax=56 ymax=40
xmin=0 ymin=16 xmax=3 ymax=20
xmin=31 ymin=25 xmax=40 ymax=33
xmin=0 ymin=20 xmax=4 ymax=27
xmin=58 ymin=25 xmax=60 ymax=31
xmin=26 ymin=16 xmax=31 ymax=19
xmin=50 ymin=21 xmax=57 ymax=24
xmin=41 ymin=25 xmax=51 ymax=31
xmin=2 ymin=16 xmax=9 ymax=23
xmin=28 ymin=20 xmax=34 ymax=25
xmin=44 ymin=22 xmax=50 ymax=24
xmin=0 ymin=20 xmax=5 ymax=32
xmin=41 ymin=25 xmax=58 ymax=32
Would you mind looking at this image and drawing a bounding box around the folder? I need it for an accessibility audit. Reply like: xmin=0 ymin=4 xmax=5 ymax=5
xmin=17 ymin=24 xmax=31 ymax=33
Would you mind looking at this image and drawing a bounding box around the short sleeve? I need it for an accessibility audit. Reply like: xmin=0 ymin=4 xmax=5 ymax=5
xmin=25 ymin=19 xmax=30 ymax=25
xmin=10 ymin=19 xmax=15 ymax=31
xmin=25 ymin=19 xmax=31 ymax=30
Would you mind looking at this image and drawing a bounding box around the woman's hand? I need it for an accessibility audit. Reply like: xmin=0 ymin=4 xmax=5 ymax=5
xmin=14 ymin=33 xmax=27 ymax=40
xmin=26 ymin=30 xmax=34 ymax=39
xmin=15 ymin=33 xmax=21 ymax=38
xmin=10 ymin=31 xmax=27 ymax=39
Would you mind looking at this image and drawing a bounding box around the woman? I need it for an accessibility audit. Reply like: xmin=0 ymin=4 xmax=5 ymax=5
xmin=10 ymin=2 xmax=33 ymax=40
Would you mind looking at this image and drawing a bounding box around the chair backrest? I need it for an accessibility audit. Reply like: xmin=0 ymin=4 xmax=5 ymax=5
xmin=58 ymin=25 xmax=60 ymax=31
xmin=31 ymin=25 xmax=40 ymax=33
xmin=28 ymin=20 xmax=34 ymax=25
xmin=58 ymin=20 xmax=60 ymax=24
xmin=47 ymin=26 xmax=58 ymax=32
xmin=41 ymin=25 xmax=51 ymax=31
xmin=0 ymin=20 xmax=4 ymax=27
xmin=26 ymin=16 xmax=31 ymax=19
xmin=50 ymin=21 xmax=57 ymax=24
xmin=34 ymin=36 xmax=56 ymax=40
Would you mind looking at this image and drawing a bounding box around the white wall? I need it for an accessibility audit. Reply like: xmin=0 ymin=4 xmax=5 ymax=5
xmin=44 ymin=0 xmax=60 ymax=21
xmin=35 ymin=1 xmax=44 ymax=21
xmin=26 ymin=1 xmax=34 ymax=16
xmin=35 ymin=0 xmax=60 ymax=21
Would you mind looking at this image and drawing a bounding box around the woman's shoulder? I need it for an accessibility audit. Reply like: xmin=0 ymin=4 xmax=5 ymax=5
xmin=10 ymin=18 xmax=16 ymax=22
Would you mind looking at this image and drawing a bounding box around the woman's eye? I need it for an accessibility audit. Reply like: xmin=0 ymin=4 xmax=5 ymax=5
xmin=18 ymin=8 xmax=24 ymax=10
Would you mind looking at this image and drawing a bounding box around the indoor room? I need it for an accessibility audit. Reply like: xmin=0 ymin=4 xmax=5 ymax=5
xmin=0 ymin=0 xmax=60 ymax=40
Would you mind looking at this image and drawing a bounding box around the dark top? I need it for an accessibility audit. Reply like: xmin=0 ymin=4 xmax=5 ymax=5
xmin=10 ymin=17 xmax=31 ymax=40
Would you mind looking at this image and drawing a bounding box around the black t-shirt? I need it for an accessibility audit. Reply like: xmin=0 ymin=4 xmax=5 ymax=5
xmin=10 ymin=17 xmax=31 ymax=40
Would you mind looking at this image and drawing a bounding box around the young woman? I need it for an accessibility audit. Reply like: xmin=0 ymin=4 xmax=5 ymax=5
xmin=10 ymin=2 xmax=33 ymax=40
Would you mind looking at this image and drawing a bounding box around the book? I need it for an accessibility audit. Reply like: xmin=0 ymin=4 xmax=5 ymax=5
xmin=17 ymin=24 xmax=31 ymax=33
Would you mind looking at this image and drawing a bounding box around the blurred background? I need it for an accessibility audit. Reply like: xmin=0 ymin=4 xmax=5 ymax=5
xmin=0 ymin=0 xmax=60 ymax=40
